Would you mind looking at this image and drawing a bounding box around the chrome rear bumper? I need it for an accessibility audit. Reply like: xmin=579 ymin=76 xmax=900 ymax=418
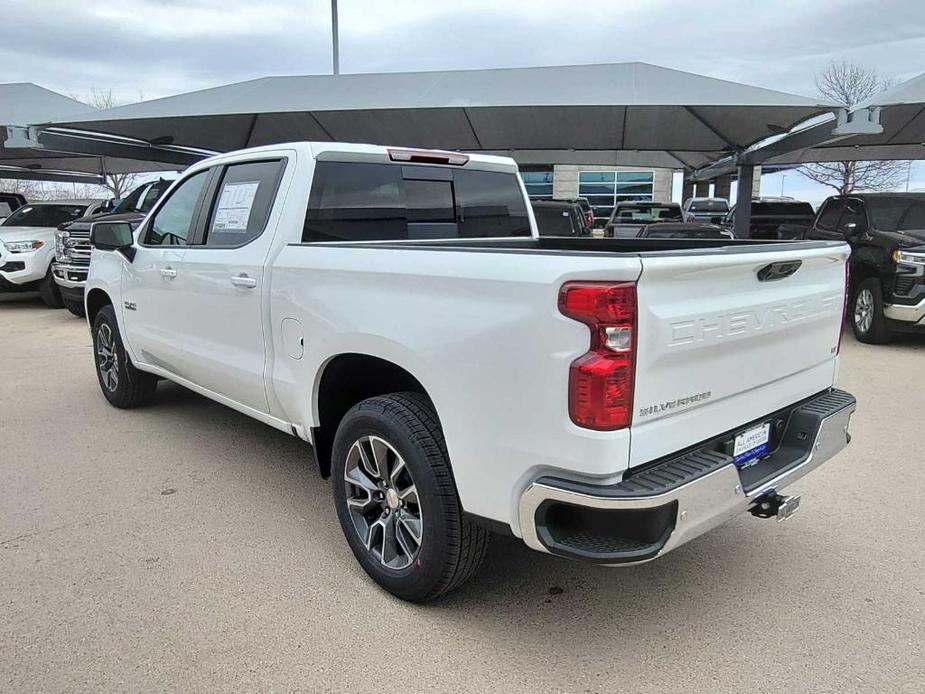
xmin=519 ymin=389 xmax=856 ymax=565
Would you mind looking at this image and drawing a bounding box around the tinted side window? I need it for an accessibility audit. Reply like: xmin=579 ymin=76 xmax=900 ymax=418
xmin=532 ymin=205 xmax=574 ymax=236
xmin=304 ymin=162 xmax=404 ymax=242
xmin=203 ymin=160 xmax=284 ymax=247
xmin=145 ymin=172 xmax=208 ymax=246
xmin=455 ymin=169 xmax=530 ymax=237
xmin=815 ymin=199 xmax=845 ymax=231
xmin=837 ymin=200 xmax=867 ymax=235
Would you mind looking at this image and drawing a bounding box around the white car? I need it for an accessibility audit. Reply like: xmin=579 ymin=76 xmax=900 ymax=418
xmin=82 ymin=142 xmax=856 ymax=602
xmin=0 ymin=199 xmax=104 ymax=307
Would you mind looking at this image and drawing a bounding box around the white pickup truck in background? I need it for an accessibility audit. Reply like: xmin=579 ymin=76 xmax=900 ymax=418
xmin=83 ymin=142 xmax=856 ymax=602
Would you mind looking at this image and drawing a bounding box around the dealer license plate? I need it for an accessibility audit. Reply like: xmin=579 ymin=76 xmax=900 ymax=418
xmin=733 ymin=422 xmax=770 ymax=468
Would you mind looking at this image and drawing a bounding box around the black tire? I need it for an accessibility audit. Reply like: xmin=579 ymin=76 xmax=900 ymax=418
xmin=332 ymin=392 xmax=488 ymax=602
xmin=63 ymin=297 xmax=86 ymax=318
xmin=92 ymin=305 xmax=158 ymax=408
xmin=851 ymin=277 xmax=892 ymax=344
xmin=38 ymin=268 xmax=64 ymax=308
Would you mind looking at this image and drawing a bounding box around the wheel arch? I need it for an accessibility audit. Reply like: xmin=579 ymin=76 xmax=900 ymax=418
xmin=85 ymin=288 xmax=113 ymax=326
xmin=312 ymin=353 xmax=433 ymax=478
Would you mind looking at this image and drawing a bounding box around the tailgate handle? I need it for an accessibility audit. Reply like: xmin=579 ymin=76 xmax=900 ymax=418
xmin=757 ymin=260 xmax=802 ymax=282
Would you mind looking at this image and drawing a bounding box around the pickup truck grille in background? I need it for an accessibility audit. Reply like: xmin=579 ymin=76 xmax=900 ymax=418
xmin=66 ymin=228 xmax=92 ymax=267
xmin=895 ymin=275 xmax=916 ymax=296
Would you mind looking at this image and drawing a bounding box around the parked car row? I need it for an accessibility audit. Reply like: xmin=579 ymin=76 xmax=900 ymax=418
xmin=0 ymin=199 xmax=106 ymax=307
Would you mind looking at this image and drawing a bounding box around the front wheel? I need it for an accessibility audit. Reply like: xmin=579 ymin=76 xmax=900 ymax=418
xmin=851 ymin=277 xmax=892 ymax=344
xmin=63 ymin=297 xmax=86 ymax=317
xmin=332 ymin=392 xmax=488 ymax=602
xmin=92 ymin=305 xmax=158 ymax=408
xmin=38 ymin=268 xmax=64 ymax=308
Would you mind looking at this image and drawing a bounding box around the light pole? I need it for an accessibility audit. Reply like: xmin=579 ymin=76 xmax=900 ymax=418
xmin=780 ymin=173 xmax=786 ymax=196
xmin=331 ymin=0 xmax=340 ymax=75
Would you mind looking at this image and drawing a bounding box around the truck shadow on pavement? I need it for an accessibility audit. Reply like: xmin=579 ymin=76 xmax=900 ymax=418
xmin=146 ymin=379 xmax=763 ymax=628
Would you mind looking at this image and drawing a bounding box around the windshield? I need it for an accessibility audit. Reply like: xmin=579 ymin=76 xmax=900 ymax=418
xmin=689 ymin=200 xmax=728 ymax=212
xmin=2 ymin=204 xmax=88 ymax=227
xmin=612 ymin=204 xmax=682 ymax=224
xmin=865 ymin=196 xmax=925 ymax=232
xmin=114 ymin=180 xmax=173 ymax=214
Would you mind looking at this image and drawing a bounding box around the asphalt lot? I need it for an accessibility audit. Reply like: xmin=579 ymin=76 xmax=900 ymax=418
xmin=1 ymin=293 xmax=923 ymax=693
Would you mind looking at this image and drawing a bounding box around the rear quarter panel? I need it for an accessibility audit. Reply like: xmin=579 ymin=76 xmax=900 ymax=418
xmin=269 ymin=245 xmax=642 ymax=534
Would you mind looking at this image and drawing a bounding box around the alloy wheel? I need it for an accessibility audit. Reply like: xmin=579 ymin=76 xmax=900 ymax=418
xmin=96 ymin=324 xmax=120 ymax=392
xmin=854 ymin=288 xmax=874 ymax=334
xmin=343 ymin=435 xmax=422 ymax=570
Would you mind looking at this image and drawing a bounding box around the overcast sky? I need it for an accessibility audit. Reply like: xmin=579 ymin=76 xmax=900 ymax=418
xmin=3 ymin=0 xmax=924 ymax=199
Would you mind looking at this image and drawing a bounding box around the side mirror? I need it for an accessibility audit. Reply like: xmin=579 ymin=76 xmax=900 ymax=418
xmin=98 ymin=199 xmax=115 ymax=213
xmin=843 ymin=222 xmax=867 ymax=239
xmin=91 ymin=221 xmax=135 ymax=260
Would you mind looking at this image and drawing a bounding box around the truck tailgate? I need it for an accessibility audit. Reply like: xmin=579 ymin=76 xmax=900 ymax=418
xmin=630 ymin=243 xmax=848 ymax=466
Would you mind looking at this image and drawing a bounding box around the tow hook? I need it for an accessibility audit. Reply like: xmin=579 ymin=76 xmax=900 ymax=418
xmin=750 ymin=492 xmax=801 ymax=522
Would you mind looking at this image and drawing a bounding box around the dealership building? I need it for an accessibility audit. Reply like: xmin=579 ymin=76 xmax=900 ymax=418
xmin=520 ymin=165 xmax=674 ymax=223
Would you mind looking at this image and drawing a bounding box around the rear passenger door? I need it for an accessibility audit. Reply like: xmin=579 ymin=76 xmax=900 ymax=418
xmin=176 ymin=156 xmax=288 ymax=413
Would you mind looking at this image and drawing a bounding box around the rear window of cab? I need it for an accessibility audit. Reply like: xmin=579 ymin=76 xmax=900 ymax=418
xmin=303 ymin=161 xmax=531 ymax=242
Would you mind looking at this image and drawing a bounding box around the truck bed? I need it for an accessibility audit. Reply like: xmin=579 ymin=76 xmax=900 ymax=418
xmin=292 ymin=236 xmax=836 ymax=255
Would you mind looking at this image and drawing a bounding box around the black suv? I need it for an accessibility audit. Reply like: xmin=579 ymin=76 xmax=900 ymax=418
xmin=805 ymin=193 xmax=925 ymax=344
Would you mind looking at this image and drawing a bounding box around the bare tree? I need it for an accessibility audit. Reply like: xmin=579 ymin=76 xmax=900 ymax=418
xmin=71 ymin=88 xmax=140 ymax=199
xmin=798 ymin=60 xmax=907 ymax=195
xmin=0 ymin=178 xmax=47 ymax=200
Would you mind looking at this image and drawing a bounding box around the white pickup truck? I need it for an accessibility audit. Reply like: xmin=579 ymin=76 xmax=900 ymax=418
xmin=83 ymin=142 xmax=856 ymax=602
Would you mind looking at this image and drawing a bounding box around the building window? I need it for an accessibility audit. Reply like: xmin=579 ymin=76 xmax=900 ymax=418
xmin=578 ymin=171 xmax=654 ymax=224
xmin=521 ymin=169 xmax=554 ymax=199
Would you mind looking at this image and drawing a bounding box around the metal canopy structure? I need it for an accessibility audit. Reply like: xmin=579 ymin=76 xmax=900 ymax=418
xmin=693 ymin=70 xmax=925 ymax=180
xmin=764 ymin=71 xmax=925 ymax=166
xmin=30 ymin=62 xmax=838 ymax=171
xmin=1 ymin=83 xmax=189 ymax=182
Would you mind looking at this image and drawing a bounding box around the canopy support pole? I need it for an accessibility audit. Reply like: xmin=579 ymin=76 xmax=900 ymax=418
xmin=735 ymin=165 xmax=754 ymax=239
xmin=331 ymin=0 xmax=340 ymax=75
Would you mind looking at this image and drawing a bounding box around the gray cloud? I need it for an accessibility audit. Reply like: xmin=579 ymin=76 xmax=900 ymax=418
xmin=1 ymin=0 xmax=922 ymax=106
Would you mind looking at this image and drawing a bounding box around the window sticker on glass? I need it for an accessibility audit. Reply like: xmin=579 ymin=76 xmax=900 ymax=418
xmin=213 ymin=181 xmax=260 ymax=232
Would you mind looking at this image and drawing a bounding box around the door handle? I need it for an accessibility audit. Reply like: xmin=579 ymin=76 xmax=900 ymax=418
xmin=160 ymin=267 xmax=177 ymax=279
xmin=230 ymin=273 xmax=258 ymax=289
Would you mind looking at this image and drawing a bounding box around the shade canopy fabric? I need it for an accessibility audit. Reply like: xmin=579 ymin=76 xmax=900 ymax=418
xmin=40 ymin=62 xmax=837 ymax=170
xmin=1 ymin=83 xmax=180 ymax=180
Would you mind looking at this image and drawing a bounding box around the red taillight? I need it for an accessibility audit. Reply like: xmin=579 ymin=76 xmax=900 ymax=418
xmin=559 ymin=282 xmax=637 ymax=430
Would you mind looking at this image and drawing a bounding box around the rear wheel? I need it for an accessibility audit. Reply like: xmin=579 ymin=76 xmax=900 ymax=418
xmin=38 ymin=268 xmax=63 ymax=308
xmin=332 ymin=392 xmax=488 ymax=602
xmin=92 ymin=305 xmax=158 ymax=408
xmin=851 ymin=277 xmax=892 ymax=344
xmin=63 ymin=297 xmax=86 ymax=317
